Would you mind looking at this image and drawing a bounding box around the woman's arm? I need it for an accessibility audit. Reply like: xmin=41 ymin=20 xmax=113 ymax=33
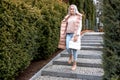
xmin=73 ymin=15 xmax=82 ymax=42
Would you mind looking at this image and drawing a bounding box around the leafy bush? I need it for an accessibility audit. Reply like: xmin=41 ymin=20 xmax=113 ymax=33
xmin=102 ymin=0 xmax=120 ymax=80
xmin=32 ymin=0 xmax=68 ymax=59
xmin=0 ymin=0 xmax=67 ymax=79
xmin=0 ymin=0 xmax=40 ymax=79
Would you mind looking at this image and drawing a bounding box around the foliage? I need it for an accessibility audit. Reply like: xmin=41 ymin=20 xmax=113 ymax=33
xmin=102 ymin=0 xmax=120 ymax=80
xmin=31 ymin=0 xmax=68 ymax=59
xmin=0 ymin=0 xmax=38 ymax=79
xmin=0 ymin=0 xmax=67 ymax=79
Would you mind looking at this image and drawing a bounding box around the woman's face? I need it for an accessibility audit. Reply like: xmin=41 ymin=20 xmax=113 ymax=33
xmin=70 ymin=6 xmax=75 ymax=15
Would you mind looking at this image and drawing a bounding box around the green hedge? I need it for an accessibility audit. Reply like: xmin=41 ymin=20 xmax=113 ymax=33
xmin=0 ymin=0 xmax=39 ymax=79
xmin=32 ymin=0 xmax=68 ymax=60
xmin=0 ymin=0 xmax=67 ymax=79
xmin=102 ymin=0 xmax=120 ymax=80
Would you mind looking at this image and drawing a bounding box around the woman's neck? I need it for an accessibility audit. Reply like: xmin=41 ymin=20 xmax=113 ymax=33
xmin=70 ymin=13 xmax=76 ymax=16
xmin=70 ymin=14 xmax=76 ymax=17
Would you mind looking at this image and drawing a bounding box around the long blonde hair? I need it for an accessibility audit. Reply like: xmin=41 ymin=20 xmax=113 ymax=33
xmin=68 ymin=4 xmax=80 ymax=15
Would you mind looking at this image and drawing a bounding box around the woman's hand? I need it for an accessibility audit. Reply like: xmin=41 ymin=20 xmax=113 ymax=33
xmin=73 ymin=35 xmax=79 ymax=42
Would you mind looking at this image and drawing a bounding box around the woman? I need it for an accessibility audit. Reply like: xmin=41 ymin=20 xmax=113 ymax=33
xmin=58 ymin=4 xmax=82 ymax=70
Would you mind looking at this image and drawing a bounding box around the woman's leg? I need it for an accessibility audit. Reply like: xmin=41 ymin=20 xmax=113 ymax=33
xmin=73 ymin=49 xmax=77 ymax=61
xmin=66 ymin=33 xmax=73 ymax=64
xmin=68 ymin=54 xmax=73 ymax=64
xmin=71 ymin=49 xmax=77 ymax=70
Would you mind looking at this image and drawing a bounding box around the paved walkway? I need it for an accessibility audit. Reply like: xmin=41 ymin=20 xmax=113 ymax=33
xmin=30 ymin=32 xmax=104 ymax=80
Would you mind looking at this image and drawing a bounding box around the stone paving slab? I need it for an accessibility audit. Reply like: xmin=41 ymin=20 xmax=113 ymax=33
xmin=36 ymin=76 xmax=82 ymax=80
xmin=82 ymin=37 xmax=103 ymax=40
xmin=81 ymin=40 xmax=103 ymax=43
xmin=82 ymin=32 xmax=104 ymax=41
xmin=42 ymin=65 xmax=104 ymax=76
xmin=82 ymin=38 xmax=103 ymax=41
xmin=78 ymin=50 xmax=103 ymax=55
xmin=81 ymin=46 xmax=103 ymax=50
xmin=82 ymin=34 xmax=103 ymax=36
xmin=54 ymin=57 xmax=102 ymax=64
xmin=83 ymin=32 xmax=104 ymax=36
xmin=53 ymin=57 xmax=102 ymax=68
xmin=61 ymin=50 xmax=102 ymax=59
xmin=41 ymin=65 xmax=104 ymax=80
xmin=30 ymin=32 xmax=104 ymax=80
xmin=61 ymin=54 xmax=102 ymax=59
xmin=81 ymin=43 xmax=103 ymax=46
xmin=82 ymin=35 xmax=103 ymax=37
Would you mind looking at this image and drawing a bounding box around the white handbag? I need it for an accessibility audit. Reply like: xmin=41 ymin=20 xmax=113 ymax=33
xmin=69 ymin=38 xmax=81 ymax=50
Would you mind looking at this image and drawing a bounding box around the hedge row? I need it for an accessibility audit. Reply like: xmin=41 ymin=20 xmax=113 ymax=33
xmin=0 ymin=0 xmax=67 ymax=79
xmin=31 ymin=0 xmax=68 ymax=60
xmin=102 ymin=0 xmax=120 ymax=80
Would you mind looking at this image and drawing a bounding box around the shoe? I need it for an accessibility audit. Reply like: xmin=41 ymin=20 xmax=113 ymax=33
xmin=71 ymin=65 xmax=77 ymax=70
xmin=68 ymin=59 xmax=72 ymax=64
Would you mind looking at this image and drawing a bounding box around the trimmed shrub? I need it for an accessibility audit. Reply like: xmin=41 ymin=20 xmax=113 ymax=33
xmin=83 ymin=0 xmax=96 ymax=30
xmin=102 ymin=0 xmax=120 ymax=80
xmin=0 ymin=0 xmax=67 ymax=79
xmin=0 ymin=0 xmax=40 ymax=79
xmin=31 ymin=0 xmax=68 ymax=60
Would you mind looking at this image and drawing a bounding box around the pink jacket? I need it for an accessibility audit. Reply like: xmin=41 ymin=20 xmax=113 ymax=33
xmin=58 ymin=13 xmax=82 ymax=49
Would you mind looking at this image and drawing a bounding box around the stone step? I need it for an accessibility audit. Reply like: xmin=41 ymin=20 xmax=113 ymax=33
xmin=81 ymin=32 xmax=103 ymax=40
xmin=36 ymin=76 xmax=81 ymax=80
xmin=61 ymin=50 xmax=102 ymax=59
xmin=81 ymin=38 xmax=103 ymax=41
xmin=83 ymin=34 xmax=103 ymax=37
xmin=81 ymin=43 xmax=103 ymax=46
xmin=81 ymin=46 xmax=103 ymax=51
xmin=53 ymin=57 xmax=102 ymax=68
xmin=83 ymin=32 xmax=104 ymax=36
xmin=82 ymin=38 xmax=103 ymax=40
xmin=31 ymin=32 xmax=104 ymax=80
xmin=41 ymin=65 xmax=104 ymax=80
xmin=82 ymin=36 xmax=103 ymax=39
xmin=81 ymin=40 xmax=103 ymax=43
xmin=82 ymin=34 xmax=103 ymax=37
